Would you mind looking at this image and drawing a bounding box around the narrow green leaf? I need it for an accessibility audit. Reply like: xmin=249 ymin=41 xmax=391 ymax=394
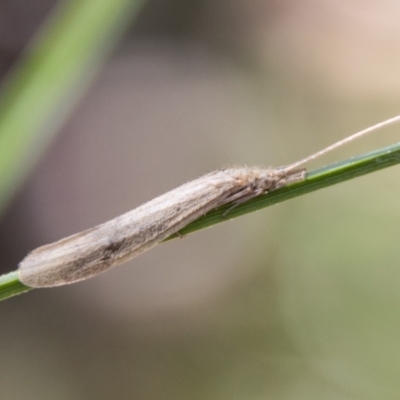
xmin=1 ymin=140 xmax=400 ymax=302
xmin=0 ymin=272 xmax=31 ymax=301
xmin=0 ymin=0 xmax=146 ymax=215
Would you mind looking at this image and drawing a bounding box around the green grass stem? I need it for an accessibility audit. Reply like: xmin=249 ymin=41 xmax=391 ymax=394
xmin=1 ymin=140 xmax=400 ymax=301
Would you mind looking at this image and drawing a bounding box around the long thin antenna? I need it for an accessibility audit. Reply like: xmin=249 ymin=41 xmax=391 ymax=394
xmin=285 ymin=115 xmax=400 ymax=171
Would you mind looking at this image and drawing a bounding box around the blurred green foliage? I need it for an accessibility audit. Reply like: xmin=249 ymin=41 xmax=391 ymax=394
xmin=0 ymin=0 xmax=146 ymax=215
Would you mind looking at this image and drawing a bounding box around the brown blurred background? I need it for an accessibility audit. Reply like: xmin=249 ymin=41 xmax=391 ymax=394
xmin=2 ymin=0 xmax=400 ymax=398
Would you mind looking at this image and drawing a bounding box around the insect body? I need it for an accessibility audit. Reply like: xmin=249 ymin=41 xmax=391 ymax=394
xmin=18 ymin=167 xmax=305 ymax=287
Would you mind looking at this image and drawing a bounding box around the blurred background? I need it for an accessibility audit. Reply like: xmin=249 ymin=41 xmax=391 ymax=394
xmin=1 ymin=0 xmax=400 ymax=398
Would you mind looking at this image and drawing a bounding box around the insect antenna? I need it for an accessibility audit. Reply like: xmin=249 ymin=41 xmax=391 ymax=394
xmin=284 ymin=115 xmax=400 ymax=172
